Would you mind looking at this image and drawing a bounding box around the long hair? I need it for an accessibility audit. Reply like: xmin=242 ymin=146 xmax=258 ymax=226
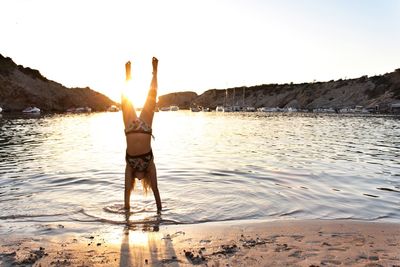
xmin=131 ymin=170 xmax=152 ymax=195
xmin=140 ymin=175 xmax=152 ymax=195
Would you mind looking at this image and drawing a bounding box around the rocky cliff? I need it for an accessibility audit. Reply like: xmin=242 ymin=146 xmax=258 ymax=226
xmin=159 ymin=69 xmax=400 ymax=112
xmin=0 ymin=54 xmax=117 ymax=112
xmin=157 ymin=91 xmax=198 ymax=109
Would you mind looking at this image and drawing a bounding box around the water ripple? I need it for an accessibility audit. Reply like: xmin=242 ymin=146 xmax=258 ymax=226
xmin=1 ymin=112 xmax=399 ymax=235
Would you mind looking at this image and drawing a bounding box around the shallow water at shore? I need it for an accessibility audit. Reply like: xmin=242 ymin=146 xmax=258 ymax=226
xmin=0 ymin=111 xmax=399 ymax=235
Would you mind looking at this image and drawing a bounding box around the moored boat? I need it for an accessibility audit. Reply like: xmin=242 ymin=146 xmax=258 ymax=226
xmin=22 ymin=107 xmax=40 ymax=114
xmin=258 ymin=107 xmax=278 ymax=112
xmin=223 ymin=106 xmax=233 ymax=112
xmin=160 ymin=106 xmax=170 ymax=111
xmin=66 ymin=107 xmax=92 ymax=113
xmin=191 ymin=106 xmax=201 ymax=112
xmin=245 ymin=106 xmax=256 ymax=112
xmin=107 ymin=105 xmax=120 ymax=112
xmin=75 ymin=107 xmax=92 ymax=113
xmin=216 ymin=106 xmax=224 ymax=112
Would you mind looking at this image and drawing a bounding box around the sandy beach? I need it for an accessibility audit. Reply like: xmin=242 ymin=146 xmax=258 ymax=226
xmin=1 ymin=219 xmax=399 ymax=266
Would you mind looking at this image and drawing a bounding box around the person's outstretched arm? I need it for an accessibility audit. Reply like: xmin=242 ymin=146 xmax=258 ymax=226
xmin=140 ymin=57 xmax=158 ymax=125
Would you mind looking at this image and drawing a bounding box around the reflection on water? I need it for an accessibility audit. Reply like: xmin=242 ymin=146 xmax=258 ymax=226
xmin=0 ymin=112 xmax=399 ymax=235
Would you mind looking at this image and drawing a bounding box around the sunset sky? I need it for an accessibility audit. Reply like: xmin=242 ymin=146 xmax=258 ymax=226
xmin=1 ymin=0 xmax=400 ymax=103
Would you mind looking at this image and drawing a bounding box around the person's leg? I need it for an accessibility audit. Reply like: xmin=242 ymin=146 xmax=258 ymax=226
xmin=139 ymin=57 xmax=158 ymax=126
xmin=124 ymin=164 xmax=135 ymax=209
xmin=139 ymin=86 xmax=157 ymax=126
xmin=147 ymin=161 xmax=162 ymax=211
xmin=121 ymin=95 xmax=137 ymax=129
xmin=122 ymin=61 xmax=137 ymax=128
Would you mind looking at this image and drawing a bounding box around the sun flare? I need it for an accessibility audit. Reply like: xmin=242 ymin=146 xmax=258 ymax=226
xmin=122 ymin=79 xmax=149 ymax=109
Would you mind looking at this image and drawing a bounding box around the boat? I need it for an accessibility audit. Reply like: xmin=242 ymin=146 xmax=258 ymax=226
xmin=223 ymin=106 xmax=233 ymax=112
xmin=22 ymin=107 xmax=40 ymax=114
xmin=160 ymin=106 xmax=170 ymax=111
xmin=191 ymin=106 xmax=201 ymax=112
xmin=107 ymin=105 xmax=120 ymax=112
xmin=258 ymin=107 xmax=278 ymax=112
xmin=75 ymin=107 xmax=92 ymax=113
xmin=232 ymin=105 xmax=241 ymax=112
xmin=245 ymin=106 xmax=256 ymax=112
xmin=216 ymin=106 xmax=224 ymax=112
xmin=170 ymin=105 xmax=179 ymax=111
xmin=313 ymin=108 xmax=335 ymax=113
xmin=241 ymin=88 xmax=256 ymax=112
xmin=66 ymin=107 xmax=92 ymax=113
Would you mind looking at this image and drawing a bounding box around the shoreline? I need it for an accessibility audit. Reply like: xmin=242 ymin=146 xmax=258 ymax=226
xmin=1 ymin=219 xmax=399 ymax=266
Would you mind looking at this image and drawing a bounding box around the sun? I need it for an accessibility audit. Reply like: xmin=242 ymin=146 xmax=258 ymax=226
xmin=122 ymin=79 xmax=149 ymax=109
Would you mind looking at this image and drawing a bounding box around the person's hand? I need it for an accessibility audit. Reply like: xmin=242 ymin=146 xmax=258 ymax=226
xmin=125 ymin=61 xmax=131 ymax=81
xmin=152 ymin=57 xmax=158 ymax=74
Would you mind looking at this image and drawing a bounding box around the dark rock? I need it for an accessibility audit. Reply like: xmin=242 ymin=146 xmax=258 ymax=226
xmin=157 ymin=91 xmax=198 ymax=109
xmin=158 ymin=68 xmax=400 ymax=112
xmin=0 ymin=54 xmax=117 ymax=112
xmin=368 ymin=255 xmax=379 ymax=261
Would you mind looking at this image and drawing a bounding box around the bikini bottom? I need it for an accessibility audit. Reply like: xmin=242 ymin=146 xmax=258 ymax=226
xmin=125 ymin=150 xmax=153 ymax=172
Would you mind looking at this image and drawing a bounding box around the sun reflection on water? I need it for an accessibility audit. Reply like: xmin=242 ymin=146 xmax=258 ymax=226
xmin=128 ymin=231 xmax=150 ymax=247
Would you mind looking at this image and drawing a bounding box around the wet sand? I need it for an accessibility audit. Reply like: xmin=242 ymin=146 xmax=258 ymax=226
xmin=1 ymin=220 xmax=399 ymax=266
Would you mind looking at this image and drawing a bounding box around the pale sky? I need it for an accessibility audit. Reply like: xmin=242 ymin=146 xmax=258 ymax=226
xmin=1 ymin=0 xmax=400 ymax=103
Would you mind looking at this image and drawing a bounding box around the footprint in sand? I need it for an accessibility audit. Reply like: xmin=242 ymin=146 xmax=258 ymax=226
xmin=320 ymin=259 xmax=342 ymax=265
xmin=353 ymin=236 xmax=366 ymax=246
xmin=288 ymin=250 xmax=303 ymax=259
xmin=290 ymin=235 xmax=304 ymax=242
xmin=327 ymin=246 xmax=349 ymax=252
xmin=274 ymin=243 xmax=291 ymax=252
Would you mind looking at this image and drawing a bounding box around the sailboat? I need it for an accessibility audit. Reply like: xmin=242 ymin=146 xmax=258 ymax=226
xmin=223 ymin=89 xmax=232 ymax=112
xmin=242 ymin=86 xmax=255 ymax=112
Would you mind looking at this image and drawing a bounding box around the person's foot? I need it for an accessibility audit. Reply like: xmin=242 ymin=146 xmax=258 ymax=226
xmin=125 ymin=61 xmax=131 ymax=81
xmin=152 ymin=57 xmax=158 ymax=74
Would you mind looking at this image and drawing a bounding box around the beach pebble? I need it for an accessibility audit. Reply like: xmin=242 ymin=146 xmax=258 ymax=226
xmin=368 ymin=255 xmax=379 ymax=261
xmin=185 ymin=251 xmax=194 ymax=258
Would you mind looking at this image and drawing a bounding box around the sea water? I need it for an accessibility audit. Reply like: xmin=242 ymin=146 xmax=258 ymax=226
xmin=0 ymin=111 xmax=399 ymax=235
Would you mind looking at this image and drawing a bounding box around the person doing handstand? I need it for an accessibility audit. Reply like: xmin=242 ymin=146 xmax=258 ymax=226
xmin=122 ymin=57 xmax=161 ymax=211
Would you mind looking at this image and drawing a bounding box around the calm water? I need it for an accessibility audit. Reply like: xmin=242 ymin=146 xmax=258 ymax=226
xmin=0 ymin=111 xmax=399 ymax=235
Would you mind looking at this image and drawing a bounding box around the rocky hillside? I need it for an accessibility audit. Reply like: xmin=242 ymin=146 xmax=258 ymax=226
xmin=0 ymin=54 xmax=117 ymax=112
xmin=159 ymin=69 xmax=400 ymax=112
xmin=157 ymin=91 xmax=198 ymax=109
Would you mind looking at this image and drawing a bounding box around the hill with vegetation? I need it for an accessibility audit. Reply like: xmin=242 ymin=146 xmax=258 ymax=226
xmin=158 ymin=69 xmax=400 ymax=112
xmin=0 ymin=54 xmax=117 ymax=112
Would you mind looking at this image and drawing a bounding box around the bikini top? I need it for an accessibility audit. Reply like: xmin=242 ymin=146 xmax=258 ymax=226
xmin=125 ymin=118 xmax=154 ymax=138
